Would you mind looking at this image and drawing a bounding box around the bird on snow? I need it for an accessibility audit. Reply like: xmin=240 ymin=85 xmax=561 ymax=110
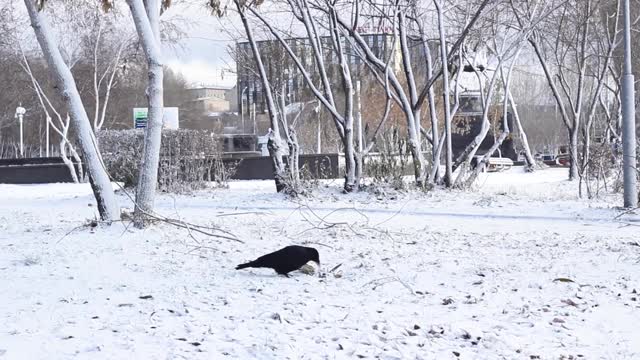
xmin=235 ymin=245 xmax=320 ymax=277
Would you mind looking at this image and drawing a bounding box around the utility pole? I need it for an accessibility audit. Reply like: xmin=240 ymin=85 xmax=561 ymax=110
xmin=622 ymin=0 xmax=638 ymax=207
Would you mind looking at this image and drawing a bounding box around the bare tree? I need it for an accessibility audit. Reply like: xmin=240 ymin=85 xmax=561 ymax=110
xmin=20 ymin=48 xmax=84 ymax=181
xmin=24 ymin=0 xmax=120 ymax=221
xmin=328 ymin=0 xmax=493 ymax=187
xmin=230 ymin=0 xmax=292 ymax=193
xmin=245 ymin=0 xmax=363 ymax=191
xmin=452 ymin=0 xmax=549 ymax=186
xmin=125 ymin=0 xmax=167 ymax=227
xmin=503 ymin=78 xmax=537 ymax=170
xmin=577 ymin=0 xmax=620 ymax=197
xmin=525 ymin=0 xmax=593 ymax=181
xmin=87 ymin=8 xmax=135 ymax=131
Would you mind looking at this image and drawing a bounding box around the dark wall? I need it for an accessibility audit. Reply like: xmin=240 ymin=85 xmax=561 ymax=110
xmin=0 ymin=157 xmax=79 ymax=184
xmin=1 ymin=154 xmax=341 ymax=184
xmin=222 ymin=153 xmax=339 ymax=180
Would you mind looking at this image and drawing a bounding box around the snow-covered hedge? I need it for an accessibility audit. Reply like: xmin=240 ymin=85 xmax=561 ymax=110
xmin=98 ymin=130 xmax=232 ymax=192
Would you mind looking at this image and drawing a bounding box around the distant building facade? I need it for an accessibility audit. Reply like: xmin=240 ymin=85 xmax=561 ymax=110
xmin=185 ymin=86 xmax=238 ymax=114
xmin=235 ymin=33 xmax=412 ymax=116
xmin=234 ymin=33 xmax=518 ymax=159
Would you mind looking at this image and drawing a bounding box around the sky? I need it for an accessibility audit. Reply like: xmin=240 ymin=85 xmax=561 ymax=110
xmin=4 ymin=0 xmax=238 ymax=88
xmin=162 ymin=3 xmax=240 ymax=88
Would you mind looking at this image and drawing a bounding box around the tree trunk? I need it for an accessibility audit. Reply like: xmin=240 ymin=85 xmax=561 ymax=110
xmin=330 ymin=9 xmax=357 ymax=191
xmin=406 ymin=137 xmax=426 ymax=187
xmin=464 ymin=131 xmax=510 ymax=187
xmin=436 ymin=1 xmax=453 ymax=187
xmin=60 ymin=140 xmax=79 ymax=184
xmin=422 ymin=33 xmax=440 ymax=182
xmin=279 ymin=83 xmax=301 ymax=194
xmin=59 ymin=115 xmax=80 ymax=183
xmin=267 ymin=130 xmax=287 ymax=193
xmin=578 ymin=124 xmax=592 ymax=198
xmin=461 ymin=60 xmax=517 ymax=187
xmin=287 ymin=126 xmax=301 ymax=187
xmin=507 ymin=90 xmax=536 ymax=170
xmin=317 ymin=110 xmax=322 ymax=154
xmin=569 ymin=127 xmax=579 ymax=180
xmin=343 ymin=122 xmax=357 ymax=192
xmin=237 ymin=0 xmax=288 ymax=192
xmin=355 ymin=152 xmax=363 ymax=186
xmin=24 ymin=0 xmax=119 ymax=221
xmin=500 ymin=53 xmax=534 ymax=170
xmin=451 ymin=51 xmax=507 ymax=186
xmin=127 ymin=0 xmax=164 ymax=227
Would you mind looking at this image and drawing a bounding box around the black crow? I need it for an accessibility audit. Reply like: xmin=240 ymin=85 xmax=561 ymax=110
xmin=235 ymin=245 xmax=320 ymax=277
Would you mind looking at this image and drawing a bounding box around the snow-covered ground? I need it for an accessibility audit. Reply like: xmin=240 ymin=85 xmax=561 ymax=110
xmin=1 ymin=167 xmax=639 ymax=359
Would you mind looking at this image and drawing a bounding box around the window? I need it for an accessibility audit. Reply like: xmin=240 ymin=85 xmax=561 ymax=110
xmin=367 ymin=35 xmax=374 ymax=50
xmin=372 ymin=35 xmax=379 ymax=56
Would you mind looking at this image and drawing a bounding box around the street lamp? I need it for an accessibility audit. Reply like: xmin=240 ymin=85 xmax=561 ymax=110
xmin=15 ymin=104 xmax=26 ymax=158
xmin=252 ymin=102 xmax=256 ymax=135
xmin=240 ymin=86 xmax=248 ymax=134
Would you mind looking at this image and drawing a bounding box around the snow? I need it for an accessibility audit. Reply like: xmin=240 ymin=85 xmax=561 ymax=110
xmin=1 ymin=167 xmax=640 ymax=359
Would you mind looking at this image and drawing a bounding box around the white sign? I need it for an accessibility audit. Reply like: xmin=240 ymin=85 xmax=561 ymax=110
xmin=133 ymin=107 xmax=180 ymax=129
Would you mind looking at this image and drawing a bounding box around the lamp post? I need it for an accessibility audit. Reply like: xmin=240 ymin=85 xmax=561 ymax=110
xmin=240 ymin=86 xmax=248 ymax=134
xmin=622 ymin=0 xmax=637 ymax=207
xmin=45 ymin=116 xmax=49 ymax=157
xmin=252 ymin=103 xmax=256 ymax=135
xmin=15 ymin=104 xmax=26 ymax=158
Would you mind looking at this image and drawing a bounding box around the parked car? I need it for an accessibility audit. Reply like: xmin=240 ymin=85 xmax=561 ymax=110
xmin=556 ymin=153 xmax=570 ymax=166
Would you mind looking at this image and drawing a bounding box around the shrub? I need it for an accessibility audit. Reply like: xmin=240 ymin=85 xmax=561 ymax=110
xmin=98 ymin=129 xmax=235 ymax=193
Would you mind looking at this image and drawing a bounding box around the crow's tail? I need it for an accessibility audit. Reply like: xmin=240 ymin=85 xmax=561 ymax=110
xmin=235 ymin=261 xmax=254 ymax=270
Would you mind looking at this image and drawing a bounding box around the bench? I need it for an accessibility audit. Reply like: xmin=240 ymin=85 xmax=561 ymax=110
xmin=486 ymin=157 xmax=514 ymax=172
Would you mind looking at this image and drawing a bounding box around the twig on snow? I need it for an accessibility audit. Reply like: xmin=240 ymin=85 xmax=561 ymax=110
xmin=112 ymin=181 xmax=243 ymax=243
xmin=614 ymin=206 xmax=639 ymax=220
xmin=363 ymin=276 xmax=414 ymax=295
xmin=216 ymin=211 xmax=269 ymax=217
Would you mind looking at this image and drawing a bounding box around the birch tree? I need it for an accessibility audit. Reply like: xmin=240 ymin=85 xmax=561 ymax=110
xmin=85 ymin=7 xmax=135 ymax=132
xmin=24 ymin=0 xmax=120 ymax=221
xmin=226 ymin=0 xmax=293 ymax=193
xmin=123 ymin=0 xmax=167 ymax=227
xmin=451 ymin=0 xmax=549 ymax=186
xmin=20 ymin=49 xmax=84 ymax=182
xmin=503 ymin=77 xmax=537 ymax=170
xmin=245 ymin=0 xmax=363 ymax=191
xmin=330 ymin=0 xmax=492 ymax=187
xmin=577 ymin=0 xmax=620 ymax=197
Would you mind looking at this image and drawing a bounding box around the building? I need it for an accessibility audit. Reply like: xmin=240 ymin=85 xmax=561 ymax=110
xmin=235 ymin=33 xmax=411 ymax=116
xmin=233 ymin=33 xmax=514 ymax=159
xmin=184 ymin=86 xmax=238 ymax=114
